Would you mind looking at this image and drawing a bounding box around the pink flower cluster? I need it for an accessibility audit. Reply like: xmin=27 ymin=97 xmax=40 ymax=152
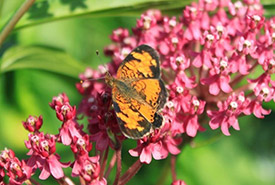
xmin=1 ymin=94 xmax=106 ymax=184
xmin=76 ymin=0 xmax=274 ymax=172
xmin=0 ymin=148 xmax=31 ymax=185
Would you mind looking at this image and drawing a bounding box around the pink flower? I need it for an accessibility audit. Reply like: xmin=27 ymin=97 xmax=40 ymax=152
xmin=165 ymin=54 xmax=190 ymax=71
xmin=71 ymin=135 xmax=92 ymax=156
xmin=49 ymin=93 xmax=69 ymax=109
xmin=0 ymin=149 xmax=32 ymax=185
xmin=25 ymin=133 xmax=70 ymax=180
xmin=55 ymin=103 xmax=76 ymax=122
xmin=229 ymin=52 xmax=250 ymax=75
xmin=70 ymin=135 xmax=94 ymax=177
xmin=77 ymin=156 xmax=107 ymax=185
xmin=183 ymin=5 xmax=203 ymax=40
xmin=110 ymin=28 xmax=129 ymax=42
xmin=129 ymin=124 xmax=181 ymax=164
xmin=58 ymin=119 xmax=82 ymax=145
xmin=245 ymin=100 xmax=271 ymax=118
xmin=207 ymin=93 xmax=250 ymax=135
xmin=6 ymin=158 xmax=32 ymax=185
xmin=237 ymin=36 xmax=257 ymax=55
xmin=49 ymin=93 xmax=83 ymax=145
xmin=22 ymin=115 xmax=43 ymax=133
xmin=182 ymin=97 xmax=206 ymax=137
xmin=201 ymin=57 xmax=233 ymax=95
xmin=171 ymin=180 xmax=187 ymax=185
xmin=0 ymin=148 xmax=15 ymax=169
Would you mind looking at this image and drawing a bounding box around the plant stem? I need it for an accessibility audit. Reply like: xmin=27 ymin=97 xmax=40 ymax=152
xmin=56 ymin=177 xmax=75 ymax=185
xmin=113 ymin=148 xmax=122 ymax=185
xmin=25 ymin=179 xmax=32 ymax=185
xmin=104 ymin=152 xmax=117 ymax=179
xmin=64 ymin=177 xmax=75 ymax=185
xmin=79 ymin=176 xmax=86 ymax=185
xmin=118 ymin=160 xmax=143 ymax=185
xmin=0 ymin=0 xmax=35 ymax=48
xmin=171 ymin=155 xmax=177 ymax=182
xmin=100 ymin=147 xmax=109 ymax=178
xmin=29 ymin=178 xmax=42 ymax=185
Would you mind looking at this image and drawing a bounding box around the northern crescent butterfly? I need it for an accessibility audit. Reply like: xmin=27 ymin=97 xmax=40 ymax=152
xmin=105 ymin=45 xmax=167 ymax=139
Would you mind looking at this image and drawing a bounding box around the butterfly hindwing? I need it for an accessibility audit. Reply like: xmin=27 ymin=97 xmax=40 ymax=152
xmin=130 ymin=79 xmax=167 ymax=125
xmin=112 ymin=86 xmax=152 ymax=139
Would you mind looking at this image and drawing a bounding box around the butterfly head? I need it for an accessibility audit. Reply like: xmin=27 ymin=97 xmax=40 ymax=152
xmin=105 ymin=71 xmax=114 ymax=87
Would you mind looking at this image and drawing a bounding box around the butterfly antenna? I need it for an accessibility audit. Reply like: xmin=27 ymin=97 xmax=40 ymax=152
xmin=79 ymin=50 xmax=108 ymax=84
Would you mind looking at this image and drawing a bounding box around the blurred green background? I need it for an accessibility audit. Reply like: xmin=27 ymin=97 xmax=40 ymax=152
xmin=0 ymin=0 xmax=275 ymax=184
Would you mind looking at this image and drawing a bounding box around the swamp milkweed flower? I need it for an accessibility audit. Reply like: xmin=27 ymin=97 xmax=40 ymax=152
xmin=77 ymin=0 xmax=273 ymax=165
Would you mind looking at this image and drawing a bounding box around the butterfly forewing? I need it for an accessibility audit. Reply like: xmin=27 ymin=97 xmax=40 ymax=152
xmin=116 ymin=45 xmax=161 ymax=80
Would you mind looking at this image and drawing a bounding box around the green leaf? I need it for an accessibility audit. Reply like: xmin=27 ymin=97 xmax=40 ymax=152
xmin=262 ymin=0 xmax=275 ymax=5
xmin=0 ymin=46 xmax=86 ymax=78
xmin=5 ymin=0 xmax=190 ymax=31
xmin=263 ymin=4 xmax=275 ymax=18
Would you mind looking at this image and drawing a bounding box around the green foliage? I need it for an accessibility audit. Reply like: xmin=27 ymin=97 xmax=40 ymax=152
xmin=0 ymin=0 xmax=189 ymax=31
xmin=1 ymin=46 xmax=86 ymax=77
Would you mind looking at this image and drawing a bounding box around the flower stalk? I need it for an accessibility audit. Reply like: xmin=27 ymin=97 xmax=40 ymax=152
xmin=118 ymin=160 xmax=143 ymax=185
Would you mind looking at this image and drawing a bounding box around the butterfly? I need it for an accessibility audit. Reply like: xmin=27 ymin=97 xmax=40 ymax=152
xmin=105 ymin=45 xmax=167 ymax=139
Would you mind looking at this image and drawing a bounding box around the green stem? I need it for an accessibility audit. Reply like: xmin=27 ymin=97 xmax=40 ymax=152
xmin=0 ymin=0 xmax=35 ymax=48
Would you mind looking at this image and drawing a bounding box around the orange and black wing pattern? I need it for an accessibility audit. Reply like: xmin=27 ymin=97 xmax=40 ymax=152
xmin=116 ymin=45 xmax=160 ymax=79
xmin=112 ymin=45 xmax=167 ymax=139
xmin=112 ymin=86 xmax=153 ymax=139
xmin=130 ymin=79 xmax=167 ymax=127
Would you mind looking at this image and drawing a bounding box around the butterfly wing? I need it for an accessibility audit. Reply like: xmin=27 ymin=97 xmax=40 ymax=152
xmin=112 ymin=86 xmax=152 ymax=139
xmin=112 ymin=45 xmax=167 ymax=139
xmin=116 ymin=45 xmax=160 ymax=79
xmin=130 ymin=78 xmax=167 ymax=128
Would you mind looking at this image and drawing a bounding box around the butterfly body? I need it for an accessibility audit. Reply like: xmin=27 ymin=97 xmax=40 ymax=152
xmin=105 ymin=45 xmax=167 ymax=139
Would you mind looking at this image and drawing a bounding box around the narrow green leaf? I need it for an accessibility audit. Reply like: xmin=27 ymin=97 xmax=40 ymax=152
xmin=2 ymin=0 xmax=275 ymax=32
xmin=263 ymin=4 xmax=275 ymax=18
xmin=0 ymin=46 xmax=86 ymax=78
xmin=5 ymin=0 xmax=190 ymax=31
xmin=262 ymin=0 xmax=275 ymax=5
